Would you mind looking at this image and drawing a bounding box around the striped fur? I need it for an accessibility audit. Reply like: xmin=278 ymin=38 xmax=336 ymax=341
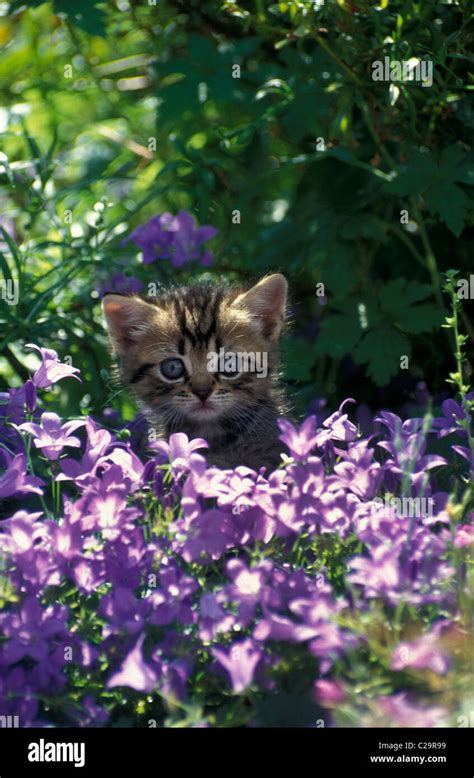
xmin=102 ymin=274 xmax=288 ymax=471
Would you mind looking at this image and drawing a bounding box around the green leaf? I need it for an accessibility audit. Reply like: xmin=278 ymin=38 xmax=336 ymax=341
xmin=0 ymin=227 xmax=22 ymax=279
xmin=281 ymin=84 xmax=328 ymax=141
xmin=319 ymin=244 xmax=355 ymax=299
xmin=353 ymin=328 xmax=409 ymax=386
xmin=158 ymin=76 xmax=201 ymax=123
xmin=282 ymin=337 xmax=316 ymax=381
xmin=399 ymin=304 xmax=445 ymax=334
xmin=0 ymin=250 xmax=13 ymax=285
xmin=384 ymin=150 xmax=436 ymax=196
xmin=438 ymin=145 xmax=474 ymax=185
xmin=378 ymin=279 xmax=443 ymax=334
xmin=53 ymin=0 xmax=107 ymax=36
xmin=315 ymin=312 xmax=362 ymax=359
xmin=379 ymin=278 xmax=433 ymax=314
xmin=425 ymin=182 xmax=471 ymax=237
xmin=385 ymin=145 xmax=473 ymax=236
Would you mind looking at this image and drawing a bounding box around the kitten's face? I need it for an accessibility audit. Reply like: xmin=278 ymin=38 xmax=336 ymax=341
xmin=102 ymin=274 xmax=287 ymax=437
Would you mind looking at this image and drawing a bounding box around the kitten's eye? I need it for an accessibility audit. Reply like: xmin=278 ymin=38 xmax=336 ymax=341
xmin=219 ymin=365 xmax=241 ymax=379
xmin=160 ymin=358 xmax=185 ymax=381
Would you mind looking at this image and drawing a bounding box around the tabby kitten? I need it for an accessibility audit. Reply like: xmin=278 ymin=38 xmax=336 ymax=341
xmin=102 ymin=273 xmax=288 ymax=471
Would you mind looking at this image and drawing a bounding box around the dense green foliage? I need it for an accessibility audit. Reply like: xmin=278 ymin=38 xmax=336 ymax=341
xmin=0 ymin=0 xmax=473 ymax=420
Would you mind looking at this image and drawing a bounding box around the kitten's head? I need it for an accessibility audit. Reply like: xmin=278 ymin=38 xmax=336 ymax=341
xmin=102 ymin=274 xmax=287 ymax=439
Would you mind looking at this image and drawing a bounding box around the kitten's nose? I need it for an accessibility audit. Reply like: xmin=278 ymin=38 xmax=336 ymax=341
xmin=193 ymin=386 xmax=212 ymax=402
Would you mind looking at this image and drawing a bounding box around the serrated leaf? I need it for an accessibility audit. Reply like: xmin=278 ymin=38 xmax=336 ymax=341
xmin=399 ymin=304 xmax=444 ymax=334
xmin=379 ymin=278 xmax=433 ymax=314
xmin=438 ymin=145 xmax=474 ymax=185
xmin=353 ymin=328 xmax=409 ymax=386
xmin=384 ymin=150 xmax=436 ymax=196
xmin=425 ymin=182 xmax=471 ymax=237
xmin=385 ymin=145 xmax=473 ymax=236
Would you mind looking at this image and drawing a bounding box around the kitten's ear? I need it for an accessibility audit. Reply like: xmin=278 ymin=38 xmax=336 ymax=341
xmin=234 ymin=274 xmax=287 ymax=341
xmin=102 ymin=294 xmax=156 ymax=354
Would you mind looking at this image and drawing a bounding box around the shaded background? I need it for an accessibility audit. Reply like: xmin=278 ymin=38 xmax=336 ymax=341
xmin=0 ymin=0 xmax=473 ymax=428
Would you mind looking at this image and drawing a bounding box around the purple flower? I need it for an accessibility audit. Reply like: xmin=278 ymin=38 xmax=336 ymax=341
xmin=26 ymin=344 xmax=81 ymax=388
xmin=1 ymin=597 xmax=69 ymax=666
xmin=391 ymin=630 xmax=450 ymax=675
xmin=99 ymin=586 xmax=147 ymax=637
xmin=199 ymin=593 xmax=235 ymax=642
xmin=0 ymin=385 xmax=468 ymax=726
xmin=0 ymin=380 xmax=37 ymax=426
xmin=172 ymin=508 xmax=238 ymax=563
xmin=129 ymin=211 xmax=218 ymax=267
xmin=313 ymin=679 xmax=346 ymax=706
xmin=0 ymin=511 xmax=61 ymax=592
xmin=212 ymin=467 xmax=257 ymax=509
xmin=333 ymin=440 xmax=382 ymax=499
xmin=56 ymin=417 xmax=115 ymax=485
xmin=0 ymin=666 xmax=40 ymax=724
xmin=290 ymin=596 xmax=350 ymax=664
xmin=452 ymin=444 xmax=474 ymax=470
xmin=48 ymin=517 xmax=84 ymax=562
xmin=376 ymin=411 xmax=447 ymax=494
xmin=372 ymin=693 xmax=448 ymax=727
xmin=148 ymin=559 xmax=198 ymax=626
xmin=18 ymin=412 xmax=86 ymax=461
xmin=316 ymin=398 xmax=358 ymax=446
xmin=98 ymin=271 xmax=144 ymax=297
xmin=223 ymin=559 xmax=272 ymax=627
xmin=212 ymin=638 xmax=262 ymax=694
xmin=250 ymin=565 xmax=349 ymax=672
xmin=151 ymin=432 xmax=208 ymax=474
xmin=349 ymin=547 xmax=400 ymax=596
xmin=102 ymin=446 xmax=144 ymax=486
xmin=75 ymin=467 xmax=138 ymax=538
xmin=348 ymin=528 xmax=453 ymax=606
xmin=102 ymin=529 xmax=155 ymax=591
xmin=278 ymin=416 xmax=318 ymax=460
xmin=375 ymin=411 xmax=424 ymax=439
xmin=107 ymin=634 xmax=158 ymax=692
xmin=278 ymin=400 xmax=357 ymax=462
xmin=72 ymin=558 xmax=105 ymax=594
xmin=159 ymin=657 xmax=192 ymax=703
xmin=454 ymin=516 xmax=474 ymax=548
xmin=76 ymin=695 xmax=109 ymax=727
xmin=0 ymin=510 xmax=45 ymax=553
xmin=0 ymin=452 xmax=44 ymax=498
xmin=433 ymin=399 xmax=470 ymax=439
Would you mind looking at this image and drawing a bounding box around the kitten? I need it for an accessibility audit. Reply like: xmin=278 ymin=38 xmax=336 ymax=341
xmin=102 ymin=273 xmax=288 ymax=471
